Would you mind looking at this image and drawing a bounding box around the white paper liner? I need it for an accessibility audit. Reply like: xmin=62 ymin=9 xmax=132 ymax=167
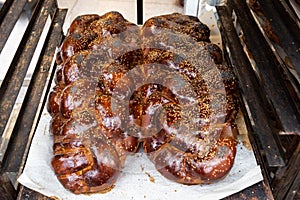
xmin=18 ymin=104 xmax=263 ymax=200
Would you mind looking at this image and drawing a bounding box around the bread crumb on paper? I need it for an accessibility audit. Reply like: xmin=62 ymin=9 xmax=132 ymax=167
xmin=145 ymin=172 xmax=155 ymax=183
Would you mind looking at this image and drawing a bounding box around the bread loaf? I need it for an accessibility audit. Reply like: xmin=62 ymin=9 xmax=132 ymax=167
xmin=47 ymin=11 xmax=238 ymax=194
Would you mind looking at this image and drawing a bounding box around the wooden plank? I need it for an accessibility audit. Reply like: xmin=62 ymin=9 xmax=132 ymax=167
xmin=1 ymin=7 xmax=67 ymax=186
xmin=0 ymin=0 xmax=14 ymax=23
xmin=0 ymin=173 xmax=15 ymax=200
xmin=273 ymin=143 xmax=300 ymax=199
xmin=284 ymin=169 xmax=300 ymax=200
xmin=248 ymin=0 xmax=300 ymax=136
xmin=257 ymin=0 xmax=300 ymax=78
xmin=0 ymin=0 xmax=28 ymax=54
xmin=229 ymin=0 xmax=300 ymax=135
xmin=216 ymin=5 xmax=284 ymax=168
xmin=18 ymin=187 xmax=50 ymax=200
xmin=0 ymin=0 xmax=55 ymax=163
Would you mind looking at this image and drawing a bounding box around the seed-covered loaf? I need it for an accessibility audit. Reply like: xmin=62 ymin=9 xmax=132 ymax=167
xmin=47 ymin=11 xmax=238 ymax=194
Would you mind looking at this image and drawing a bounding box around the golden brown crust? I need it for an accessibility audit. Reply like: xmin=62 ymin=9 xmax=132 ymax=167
xmin=48 ymin=11 xmax=238 ymax=194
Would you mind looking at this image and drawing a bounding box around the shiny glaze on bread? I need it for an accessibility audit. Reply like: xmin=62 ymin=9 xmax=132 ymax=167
xmin=47 ymin=11 xmax=238 ymax=194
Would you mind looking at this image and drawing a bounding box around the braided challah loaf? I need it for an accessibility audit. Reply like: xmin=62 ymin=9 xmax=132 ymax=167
xmin=47 ymin=11 xmax=238 ymax=194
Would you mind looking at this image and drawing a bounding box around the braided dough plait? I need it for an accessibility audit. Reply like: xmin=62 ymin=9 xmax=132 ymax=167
xmin=47 ymin=11 xmax=238 ymax=194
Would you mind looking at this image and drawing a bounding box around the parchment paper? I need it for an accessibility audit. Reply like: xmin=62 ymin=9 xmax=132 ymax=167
xmin=18 ymin=5 xmax=263 ymax=200
xmin=18 ymin=106 xmax=263 ymax=200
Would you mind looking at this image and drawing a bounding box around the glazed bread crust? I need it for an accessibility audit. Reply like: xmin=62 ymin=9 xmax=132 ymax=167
xmin=47 ymin=11 xmax=238 ymax=194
